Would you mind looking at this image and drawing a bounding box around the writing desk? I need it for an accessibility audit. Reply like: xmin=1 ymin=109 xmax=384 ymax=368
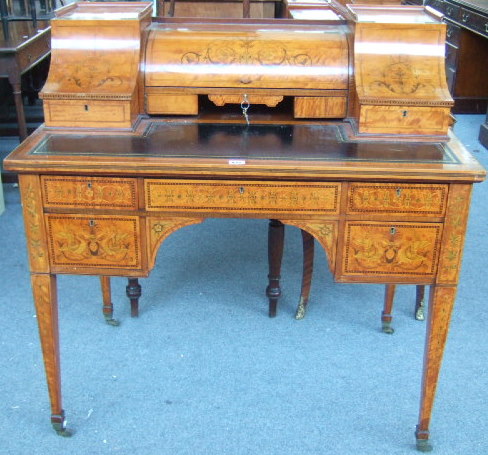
xmin=4 ymin=118 xmax=486 ymax=451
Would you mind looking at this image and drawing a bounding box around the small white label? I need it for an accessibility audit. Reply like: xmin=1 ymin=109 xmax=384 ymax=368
xmin=228 ymin=159 xmax=246 ymax=165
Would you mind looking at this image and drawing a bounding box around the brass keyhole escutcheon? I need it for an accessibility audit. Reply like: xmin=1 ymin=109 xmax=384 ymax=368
xmin=87 ymin=182 xmax=92 ymax=189
xmin=89 ymin=220 xmax=96 ymax=227
xmin=396 ymin=188 xmax=402 ymax=197
xmin=390 ymin=227 xmax=397 ymax=235
xmin=84 ymin=105 xmax=89 ymax=111
xmin=402 ymin=110 xmax=408 ymax=118
xmin=239 ymin=187 xmax=245 ymax=194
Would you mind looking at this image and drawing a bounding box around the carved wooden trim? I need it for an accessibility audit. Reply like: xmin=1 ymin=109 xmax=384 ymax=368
xmin=147 ymin=217 xmax=204 ymax=270
xmin=437 ymin=184 xmax=473 ymax=284
xmin=208 ymin=95 xmax=283 ymax=107
xmin=280 ymin=220 xmax=337 ymax=273
xmin=19 ymin=175 xmax=50 ymax=273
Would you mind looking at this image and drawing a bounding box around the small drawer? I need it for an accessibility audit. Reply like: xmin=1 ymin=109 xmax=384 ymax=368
xmin=358 ymin=105 xmax=451 ymax=136
xmin=444 ymin=3 xmax=460 ymax=21
xmin=18 ymin=34 xmax=50 ymax=70
xmin=41 ymin=176 xmax=138 ymax=210
xmin=460 ymin=8 xmax=488 ymax=38
xmin=347 ymin=183 xmax=448 ymax=216
xmin=340 ymin=221 xmax=443 ymax=278
xmin=445 ymin=23 xmax=461 ymax=47
xmin=43 ymin=100 xmax=132 ymax=128
xmin=424 ymin=0 xmax=445 ymax=14
xmin=46 ymin=214 xmax=142 ymax=270
xmin=145 ymin=179 xmax=341 ymax=214
xmin=294 ymin=96 xmax=347 ymax=119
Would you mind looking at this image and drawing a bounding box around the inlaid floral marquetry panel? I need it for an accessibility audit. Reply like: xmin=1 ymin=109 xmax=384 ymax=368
xmin=342 ymin=221 xmax=443 ymax=277
xmin=46 ymin=215 xmax=141 ymax=270
xmin=145 ymin=180 xmax=340 ymax=214
xmin=348 ymin=183 xmax=448 ymax=215
xmin=41 ymin=176 xmax=137 ymax=210
xmin=19 ymin=175 xmax=50 ymax=273
xmin=437 ymin=184 xmax=472 ymax=284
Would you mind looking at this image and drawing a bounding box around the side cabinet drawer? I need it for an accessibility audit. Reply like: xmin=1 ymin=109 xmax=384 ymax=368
xmin=46 ymin=214 xmax=142 ymax=271
xmin=145 ymin=180 xmax=341 ymax=214
xmin=340 ymin=221 xmax=443 ymax=279
xmin=42 ymin=176 xmax=138 ymax=210
xmin=347 ymin=183 xmax=448 ymax=216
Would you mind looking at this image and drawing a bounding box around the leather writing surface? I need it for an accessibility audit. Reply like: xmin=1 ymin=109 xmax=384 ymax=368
xmin=31 ymin=123 xmax=455 ymax=164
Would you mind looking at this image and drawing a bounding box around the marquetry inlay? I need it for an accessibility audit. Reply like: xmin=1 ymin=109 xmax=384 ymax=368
xmin=348 ymin=183 xmax=448 ymax=215
xmin=342 ymin=221 xmax=443 ymax=276
xmin=145 ymin=180 xmax=340 ymax=214
xmin=147 ymin=217 xmax=204 ymax=270
xmin=280 ymin=220 xmax=337 ymax=272
xmin=46 ymin=215 xmax=141 ymax=269
xmin=41 ymin=176 xmax=137 ymax=209
xmin=437 ymin=184 xmax=472 ymax=283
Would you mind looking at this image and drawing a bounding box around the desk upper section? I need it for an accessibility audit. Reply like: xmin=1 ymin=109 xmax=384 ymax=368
xmin=39 ymin=1 xmax=453 ymax=140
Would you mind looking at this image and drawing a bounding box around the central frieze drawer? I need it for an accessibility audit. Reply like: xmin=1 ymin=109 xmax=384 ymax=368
xmin=347 ymin=183 xmax=448 ymax=216
xmin=41 ymin=176 xmax=138 ymax=210
xmin=145 ymin=180 xmax=341 ymax=214
xmin=46 ymin=214 xmax=142 ymax=270
xmin=341 ymin=221 xmax=443 ymax=277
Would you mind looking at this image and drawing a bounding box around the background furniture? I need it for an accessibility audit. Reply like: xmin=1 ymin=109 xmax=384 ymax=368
xmin=0 ymin=21 xmax=50 ymax=141
xmin=423 ymin=0 xmax=488 ymax=115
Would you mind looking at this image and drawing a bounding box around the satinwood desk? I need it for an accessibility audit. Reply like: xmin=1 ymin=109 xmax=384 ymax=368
xmin=4 ymin=118 xmax=486 ymax=451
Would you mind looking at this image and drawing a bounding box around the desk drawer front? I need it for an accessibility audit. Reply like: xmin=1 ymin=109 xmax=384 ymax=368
xmin=145 ymin=180 xmax=340 ymax=214
xmin=358 ymin=105 xmax=451 ymax=135
xmin=347 ymin=183 xmax=448 ymax=216
xmin=46 ymin=215 xmax=142 ymax=270
xmin=43 ymin=100 xmax=131 ymax=128
xmin=42 ymin=176 xmax=138 ymax=210
xmin=18 ymin=33 xmax=50 ymax=70
xmin=341 ymin=221 xmax=442 ymax=277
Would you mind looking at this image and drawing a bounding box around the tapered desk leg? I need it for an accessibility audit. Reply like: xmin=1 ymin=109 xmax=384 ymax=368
xmin=416 ymin=285 xmax=456 ymax=452
xmin=100 ymin=276 xmax=119 ymax=326
xmin=31 ymin=273 xmax=72 ymax=436
xmin=382 ymin=284 xmax=396 ymax=334
xmin=267 ymin=219 xmax=284 ymax=317
xmin=295 ymin=229 xmax=314 ymax=320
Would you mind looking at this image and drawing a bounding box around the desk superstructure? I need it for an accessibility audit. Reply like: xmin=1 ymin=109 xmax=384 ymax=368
xmin=4 ymin=1 xmax=486 ymax=451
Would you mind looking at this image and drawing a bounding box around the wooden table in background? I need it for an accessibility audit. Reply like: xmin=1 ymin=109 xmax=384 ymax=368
xmin=0 ymin=21 xmax=50 ymax=141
